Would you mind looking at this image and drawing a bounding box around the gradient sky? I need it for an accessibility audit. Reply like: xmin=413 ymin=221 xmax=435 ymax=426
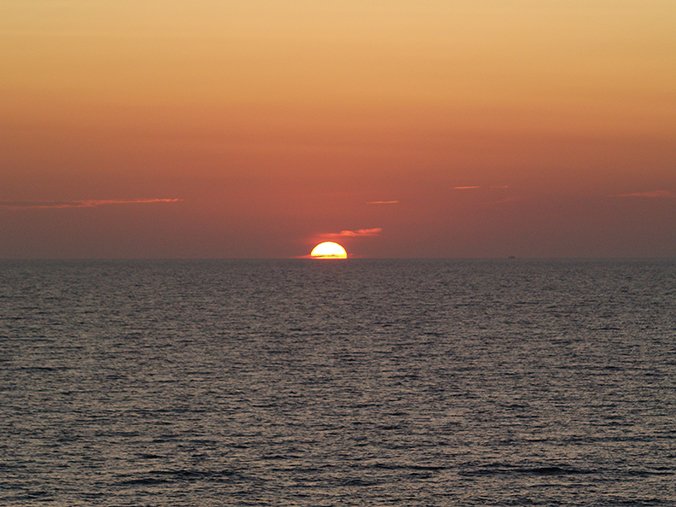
xmin=1 ymin=1 xmax=675 ymax=258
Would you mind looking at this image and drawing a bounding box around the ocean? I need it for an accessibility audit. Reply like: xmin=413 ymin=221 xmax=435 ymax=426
xmin=1 ymin=259 xmax=674 ymax=505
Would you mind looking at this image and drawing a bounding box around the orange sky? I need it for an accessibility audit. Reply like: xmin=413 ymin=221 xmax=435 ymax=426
xmin=1 ymin=1 xmax=675 ymax=258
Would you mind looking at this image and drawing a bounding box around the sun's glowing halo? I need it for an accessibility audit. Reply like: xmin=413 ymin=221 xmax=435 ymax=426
xmin=310 ymin=241 xmax=348 ymax=259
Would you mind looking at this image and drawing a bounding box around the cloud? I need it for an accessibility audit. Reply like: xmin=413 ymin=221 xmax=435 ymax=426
xmin=452 ymin=185 xmax=511 ymax=191
xmin=0 ymin=198 xmax=182 ymax=210
xmin=492 ymin=196 xmax=522 ymax=205
xmin=320 ymin=227 xmax=383 ymax=239
xmin=367 ymin=200 xmax=400 ymax=205
xmin=616 ymin=190 xmax=675 ymax=199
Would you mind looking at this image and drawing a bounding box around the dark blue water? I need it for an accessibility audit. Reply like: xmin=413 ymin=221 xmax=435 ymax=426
xmin=1 ymin=260 xmax=674 ymax=505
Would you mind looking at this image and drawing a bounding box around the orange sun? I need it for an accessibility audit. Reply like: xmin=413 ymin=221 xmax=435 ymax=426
xmin=310 ymin=241 xmax=348 ymax=259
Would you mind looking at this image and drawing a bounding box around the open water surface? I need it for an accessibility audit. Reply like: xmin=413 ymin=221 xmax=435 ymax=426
xmin=0 ymin=259 xmax=674 ymax=505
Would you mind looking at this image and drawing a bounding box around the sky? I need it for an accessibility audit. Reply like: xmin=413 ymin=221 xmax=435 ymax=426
xmin=1 ymin=0 xmax=675 ymax=258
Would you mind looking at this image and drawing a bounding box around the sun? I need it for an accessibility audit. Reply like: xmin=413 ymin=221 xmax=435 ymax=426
xmin=310 ymin=241 xmax=348 ymax=259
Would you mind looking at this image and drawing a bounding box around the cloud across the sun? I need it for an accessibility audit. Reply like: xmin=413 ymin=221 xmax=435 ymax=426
xmin=0 ymin=198 xmax=182 ymax=210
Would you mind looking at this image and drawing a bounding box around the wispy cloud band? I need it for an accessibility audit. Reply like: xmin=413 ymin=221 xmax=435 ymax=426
xmin=0 ymin=198 xmax=182 ymax=210
xmin=367 ymin=200 xmax=400 ymax=205
xmin=319 ymin=227 xmax=383 ymax=239
xmin=616 ymin=190 xmax=674 ymax=199
xmin=452 ymin=185 xmax=510 ymax=191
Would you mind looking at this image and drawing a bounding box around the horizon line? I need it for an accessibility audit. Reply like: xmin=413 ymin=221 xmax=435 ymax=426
xmin=0 ymin=256 xmax=673 ymax=262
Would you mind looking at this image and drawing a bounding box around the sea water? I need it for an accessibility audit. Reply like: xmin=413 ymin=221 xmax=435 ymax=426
xmin=1 ymin=259 xmax=674 ymax=505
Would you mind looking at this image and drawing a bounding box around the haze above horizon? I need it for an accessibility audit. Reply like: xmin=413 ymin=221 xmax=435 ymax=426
xmin=1 ymin=1 xmax=675 ymax=258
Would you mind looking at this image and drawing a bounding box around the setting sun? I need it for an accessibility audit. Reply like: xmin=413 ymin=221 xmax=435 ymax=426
xmin=310 ymin=242 xmax=348 ymax=259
